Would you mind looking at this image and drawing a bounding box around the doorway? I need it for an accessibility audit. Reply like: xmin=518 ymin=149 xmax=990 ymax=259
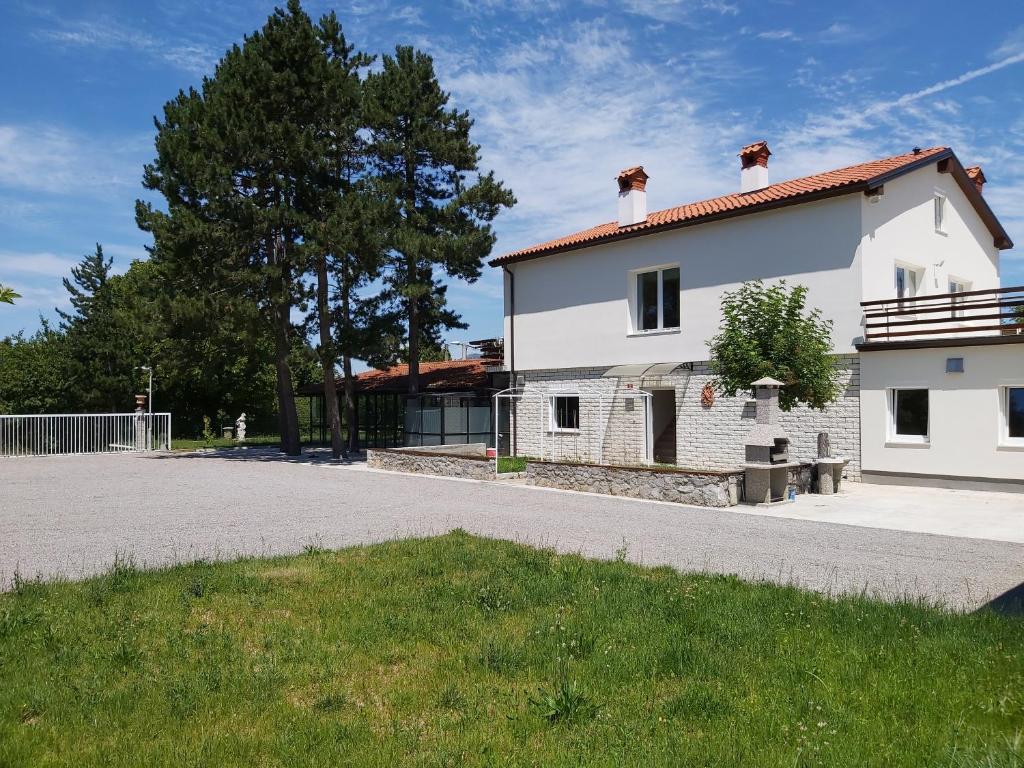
xmin=651 ymin=389 xmax=677 ymax=465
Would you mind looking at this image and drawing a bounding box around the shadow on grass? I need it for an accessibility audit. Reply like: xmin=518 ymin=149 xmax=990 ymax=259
xmin=980 ymin=581 xmax=1024 ymax=616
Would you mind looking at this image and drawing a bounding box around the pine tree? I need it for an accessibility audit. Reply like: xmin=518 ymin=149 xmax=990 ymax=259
xmin=364 ymin=46 xmax=515 ymax=395
xmin=137 ymin=0 xmax=334 ymax=455
xmin=300 ymin=11 xmax=375 ymax=459
xmin=57 ymin=244 xmax=134 ymax=411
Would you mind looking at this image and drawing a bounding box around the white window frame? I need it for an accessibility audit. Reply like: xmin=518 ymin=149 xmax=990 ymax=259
xmin=628 ymin=263 xmax=680 ymax=335
xmin=948 ymin=276 xmax=971 ymax=319
xmin=887 ymin=387 xmax=930 ymax=446
xmin=934 ymin=189 xmax=947 ymax=235
xmin=548 ymin=393 xmax=581 ymax=433
xmin=894 ymin=261 xmax=923 ymax=302
xmin=999 ymin=385 xmax=1024 ymax=449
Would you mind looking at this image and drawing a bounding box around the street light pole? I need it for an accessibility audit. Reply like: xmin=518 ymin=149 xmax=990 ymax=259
xmin=137 ymin=366 xmax=153 ymax=414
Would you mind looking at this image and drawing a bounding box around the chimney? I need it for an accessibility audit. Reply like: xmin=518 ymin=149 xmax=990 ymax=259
xmin=617 ymin=166 xmax=649 ymax=227
xmin=739 ymin=141 xmax=771 ymax=193
xmin=966 ymin=166 xmax=986 ymax=195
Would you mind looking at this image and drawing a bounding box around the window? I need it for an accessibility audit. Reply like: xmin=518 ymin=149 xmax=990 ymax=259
xmin=634 ymin=266 xmax=680 ymax=332
xmin=550 ymin=395 xmax=580 ymax=432
xmin=890 ymin=388 xmax=929 ymax=443
xmin=895 ymin=264 xmax=920 ymax=300
xmin=934 ymin=192 xmax=947 ymax=233
xmin=949 ymin=278 xmax=969 ymax=319
xmin=1003 ymin=387 xmax=1024 ymax=446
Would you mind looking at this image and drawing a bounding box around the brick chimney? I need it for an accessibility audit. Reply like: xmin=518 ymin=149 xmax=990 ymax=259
xmin=617 ymin=166 xmax=649 ymax=227
xmin=739 ymin=141 xmax=771 ymax=193
xmin=966 ymin=166 xmax=986 ymax=195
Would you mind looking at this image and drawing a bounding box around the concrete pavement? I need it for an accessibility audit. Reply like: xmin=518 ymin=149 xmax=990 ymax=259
xmin=2 ymin=450 xmax=1022 ymax=611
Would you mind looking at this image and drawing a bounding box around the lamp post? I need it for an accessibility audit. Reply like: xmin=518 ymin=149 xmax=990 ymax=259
xmin=137 ymin=366 xmax=153 ymax=414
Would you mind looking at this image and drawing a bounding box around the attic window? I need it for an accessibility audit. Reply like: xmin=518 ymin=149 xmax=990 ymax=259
xmin=934 ymin=191 xmax=947 ymax=234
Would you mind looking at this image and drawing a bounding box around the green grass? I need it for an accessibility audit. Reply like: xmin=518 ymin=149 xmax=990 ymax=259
xmin=170 ymin=434 xmax=286 ymax=451
xmin=1 ymin=534 xmax=1021 ymax=767
xmin=497 ymin=455 xmax=528 ymax=473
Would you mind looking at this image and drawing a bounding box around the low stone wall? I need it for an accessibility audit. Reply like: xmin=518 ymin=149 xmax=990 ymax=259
xmin=526 ymin=461 xmax=742 ymax=507
xmin=367 ymin=448 xmax=495 ymax=480
xmin=399 ymin=442 xmax=487 ymax=457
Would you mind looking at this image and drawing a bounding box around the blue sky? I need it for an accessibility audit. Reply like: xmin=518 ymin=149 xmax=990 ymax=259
xmin=1 ymin=0 xmax=1023 ymax=345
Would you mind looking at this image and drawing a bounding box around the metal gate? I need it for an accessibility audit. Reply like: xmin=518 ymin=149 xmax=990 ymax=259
xmin=0 ymin=413 xmax=172 ymax=457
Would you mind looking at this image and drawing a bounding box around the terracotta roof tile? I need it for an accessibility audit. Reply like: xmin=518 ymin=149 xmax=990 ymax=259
xmin=354 ymin=359 xmax=493 ymax=393
xmin=492 ymin=147 xmax=951 ymax=265
xmin=296 ymin=359 xmax=500 ymax=397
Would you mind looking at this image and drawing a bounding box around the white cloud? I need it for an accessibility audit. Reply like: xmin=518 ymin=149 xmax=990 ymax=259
xmin=0 ymin=124 xmax=146 ymax=198
xmin=38 ymin=17 xmax=218 ymax=76
xmin=0 ymin=251 xmax=78 ymax=278
xmin=436 ymin=18 xmax=749 ymax=254
xmin=757 ymin=29 xmax=799 ymax=41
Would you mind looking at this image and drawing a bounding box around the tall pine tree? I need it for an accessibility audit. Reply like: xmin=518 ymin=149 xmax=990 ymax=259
xmin=137 ymin=0 xmax=329 ymax=455
xmin=364 ymin=46 xmax=515 ymax=394
xmin=57 ymin=245 xmax=134 ymax=411
xmin=301 ymin=11 xmax=375 ymax=459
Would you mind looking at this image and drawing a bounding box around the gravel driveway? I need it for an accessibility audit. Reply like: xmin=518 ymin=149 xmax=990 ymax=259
xmin=2 ymin=450 xmax=1022 ymax=611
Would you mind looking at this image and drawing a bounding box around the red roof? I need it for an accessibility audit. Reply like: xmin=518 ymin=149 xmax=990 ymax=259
xmin=491 ymin=146 xmax=1011 ymax=265
xmin=354 ymin=359 xmax=493 ymax=393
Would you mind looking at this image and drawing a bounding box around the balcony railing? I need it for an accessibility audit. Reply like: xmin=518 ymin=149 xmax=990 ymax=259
xmin=861 ymin=285 xmax=1024 ymax=343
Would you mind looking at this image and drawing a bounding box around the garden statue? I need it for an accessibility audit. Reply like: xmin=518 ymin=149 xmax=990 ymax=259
xmin=235 ymin=413 xmax=247 ymax=442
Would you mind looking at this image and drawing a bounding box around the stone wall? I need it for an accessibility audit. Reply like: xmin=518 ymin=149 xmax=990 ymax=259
xmin=526 ymin=461 xmax=742 ymax=507
xmin=511 ymin=355 xmax=861 ymax=480
xmin=367 ymin=448 xmax=495 ymax=480
xmin=676 ymin=356 xmax=861 ymax=479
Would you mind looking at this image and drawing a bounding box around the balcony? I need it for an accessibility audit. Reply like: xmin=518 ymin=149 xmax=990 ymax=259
xmin=861 ymin=285 xmax=1024 ymax=345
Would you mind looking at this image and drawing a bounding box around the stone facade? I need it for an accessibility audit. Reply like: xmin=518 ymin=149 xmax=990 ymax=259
xmin=526 ymin=461 xmax=741 ymax=507
xmin=367 ymin=448 xmax=495 ymax=480
xmin=511 ymin=355 xmax=861 ymax=480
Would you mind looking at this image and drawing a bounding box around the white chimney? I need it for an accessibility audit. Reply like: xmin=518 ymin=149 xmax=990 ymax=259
xmin=617 ymin=166 xmax=649 ymax=227
xmin=739 ymin=141 xmax=771 ymax=193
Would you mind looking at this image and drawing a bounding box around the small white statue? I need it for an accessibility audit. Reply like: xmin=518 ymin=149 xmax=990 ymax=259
xmin=235 ymin=413 xmax=247 ymax=442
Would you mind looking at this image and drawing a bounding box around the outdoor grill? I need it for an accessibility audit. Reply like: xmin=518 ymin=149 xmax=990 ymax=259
xmin=742 ymin=378 xmax=799 ymax=504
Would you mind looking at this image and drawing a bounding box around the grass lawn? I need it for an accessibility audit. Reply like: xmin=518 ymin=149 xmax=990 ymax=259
xmin=1 ymin=533 xmax=1021 ymax=766
xmin=170 ymin=434 xmax=287 ymax=451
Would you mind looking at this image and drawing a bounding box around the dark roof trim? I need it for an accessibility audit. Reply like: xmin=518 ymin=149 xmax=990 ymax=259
xmin=491 ymin=148 xmax=1012 ymax=267
xmin=935 ymin=154 xmax=1013 ymax=249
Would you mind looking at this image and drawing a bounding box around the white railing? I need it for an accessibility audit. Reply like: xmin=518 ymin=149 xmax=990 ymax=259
xmin=0 ymin=413 xmax=172 ymax=458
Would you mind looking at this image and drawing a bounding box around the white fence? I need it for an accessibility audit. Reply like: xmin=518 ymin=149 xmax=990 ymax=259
xmin=0 ymin=413 xmax=172 ymax=457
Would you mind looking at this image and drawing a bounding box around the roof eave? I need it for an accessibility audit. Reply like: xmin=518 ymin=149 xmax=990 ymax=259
xmin=489 ymin=147 xmax=1014 ymax=267
xmin=489 ymin=180 xmax=871 ymax=267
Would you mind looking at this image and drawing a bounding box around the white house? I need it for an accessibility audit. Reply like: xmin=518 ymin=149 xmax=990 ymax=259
xmin=491 ymin=143 xmax=1022 ymax=491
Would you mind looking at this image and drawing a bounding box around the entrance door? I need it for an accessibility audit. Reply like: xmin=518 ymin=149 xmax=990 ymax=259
xmin=651 ymin=389 xmax=677 ymax=465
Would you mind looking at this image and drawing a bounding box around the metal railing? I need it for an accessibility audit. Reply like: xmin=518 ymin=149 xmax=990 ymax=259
xmin=861 ymin=285 xmax=1024 ymax=343
xmin=0 ymin=413 xmax=172 ymax=458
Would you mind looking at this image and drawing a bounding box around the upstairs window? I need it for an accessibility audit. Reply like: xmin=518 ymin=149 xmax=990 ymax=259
xmin=550 ymin=395 xmax=580 ymax=432
xmin=949 ymin=278 xmax=969 ymax=319
xmin=895 ymin=264 xmax=920 ymax=300
xmin=1003 ymin=387 xmax=1024 ymax=446
xmin=934 ymin=191 xmax=947 ymax=234
xmin=634 ymin=266 xmax=680 ymax=332
xmin=890 ymin=388 xmax=929 ymax=443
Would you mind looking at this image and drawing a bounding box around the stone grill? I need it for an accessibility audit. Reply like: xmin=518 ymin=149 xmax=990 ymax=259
xmin=742 ymin=378 xmax=798 ymax=504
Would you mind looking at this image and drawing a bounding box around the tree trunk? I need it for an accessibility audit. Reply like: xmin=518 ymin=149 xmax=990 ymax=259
xmin=315 ymin=254 xmax=344 ymax=459
xmin=407 ymin=277 xmax=420 ymax=396
xmin=271 ymin=246 xmax=301 ymax=456
xmin=342 ymin=354 xmax=357 ymax=453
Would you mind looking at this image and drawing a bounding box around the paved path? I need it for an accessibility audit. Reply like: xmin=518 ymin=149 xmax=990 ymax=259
xmin=2 ymin=451 xmax=1022 ymax=611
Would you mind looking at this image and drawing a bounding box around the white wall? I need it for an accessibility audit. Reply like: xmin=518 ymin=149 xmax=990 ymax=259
xmin=860 ymin=165 xmax=1000 ymax=302
xmin=505 ymin=194 xmax=865 ymax=371
xmin=860 ymin=344 xmax=1024 ymax=483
